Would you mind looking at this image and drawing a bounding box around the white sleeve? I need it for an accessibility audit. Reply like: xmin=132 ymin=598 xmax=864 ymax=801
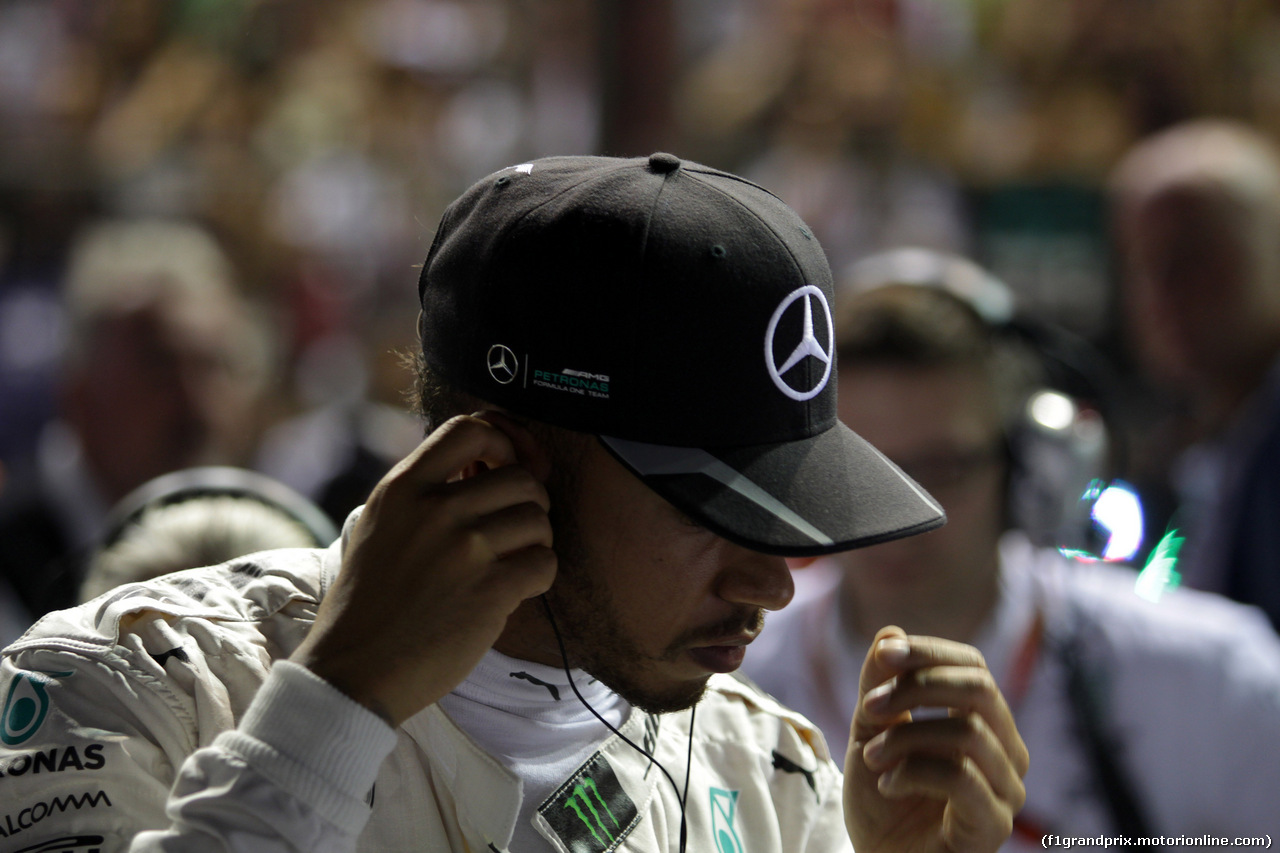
xmin=131 ymin=661 xmax=398 ymax=853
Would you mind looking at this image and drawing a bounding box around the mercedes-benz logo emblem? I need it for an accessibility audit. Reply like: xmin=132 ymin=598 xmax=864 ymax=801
xmin=764 ymin=285 xmax=833 ymax=401
xmin=487 ymin=344 xmax=518 ymax=385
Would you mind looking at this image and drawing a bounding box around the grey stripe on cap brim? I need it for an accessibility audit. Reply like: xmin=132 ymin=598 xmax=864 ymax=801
xmin=598 ymin=437 xmax=835 ymax=546
xmin=859 ymin=441 xmax=946 ymax=518
xmin=599 ymin=427 xmax=945 ymax=555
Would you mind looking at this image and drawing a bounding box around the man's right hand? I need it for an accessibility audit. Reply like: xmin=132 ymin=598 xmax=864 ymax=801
xmin=843 ymin=626 xmax=1028 ymax=853
xmin=289 ymin=412 xmax=557 ymax=727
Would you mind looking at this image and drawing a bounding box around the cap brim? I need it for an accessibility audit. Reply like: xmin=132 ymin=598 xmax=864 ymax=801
xmin=599 ymin=423 xmax=945 ymax=557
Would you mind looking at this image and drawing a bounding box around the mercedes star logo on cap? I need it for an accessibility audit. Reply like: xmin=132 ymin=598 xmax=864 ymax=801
xmin=764 ymin=285 xmax=833 ymax=401
xmin=487 ymin=344 xmax=519 ymax=385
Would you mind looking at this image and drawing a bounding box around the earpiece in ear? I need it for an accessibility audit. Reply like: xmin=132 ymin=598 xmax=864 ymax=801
xmin=458 ymin=461 xmax=492 ymax=481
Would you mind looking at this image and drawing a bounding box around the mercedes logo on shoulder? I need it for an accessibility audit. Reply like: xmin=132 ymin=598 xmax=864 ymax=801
xmin=487 ymin=344 xmax=519 ymax=385
xmin=764 ymin=285 xmax=833 ymax=401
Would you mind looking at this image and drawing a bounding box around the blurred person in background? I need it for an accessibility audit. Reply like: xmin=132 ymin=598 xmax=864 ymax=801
xmin=0 ymin=218 xmax=274 ymax=622
xmin=743 ymin=259 xmax=1280 ymax=849
xmin=0 ymin=462 xmax=30 ymax=647
xmin=78 ymin=466 xmax=338 ymax=604
xmin=1111 ymin=120 xmax=1280 ymax=630
xmin=255 ymin=302 xmax=426 ymax=528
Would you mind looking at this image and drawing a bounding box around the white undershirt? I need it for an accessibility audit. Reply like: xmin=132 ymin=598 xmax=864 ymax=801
xmin=438 ymin=649 xmax=630 ymax=852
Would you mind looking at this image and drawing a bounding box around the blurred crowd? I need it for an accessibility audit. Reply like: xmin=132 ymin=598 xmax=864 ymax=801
xmin=4 ymin=0 xmax=1280 ymax=625
xmin=3 ymin=2 xmax=1280 ymax=844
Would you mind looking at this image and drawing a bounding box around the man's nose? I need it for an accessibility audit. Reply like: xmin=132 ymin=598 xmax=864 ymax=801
xmin=715 ymin=546 xmax=795 ymax=612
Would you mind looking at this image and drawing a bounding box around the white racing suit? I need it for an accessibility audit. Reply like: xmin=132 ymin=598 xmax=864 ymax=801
xmin=0 ymin=528 xmax=851 ymax=853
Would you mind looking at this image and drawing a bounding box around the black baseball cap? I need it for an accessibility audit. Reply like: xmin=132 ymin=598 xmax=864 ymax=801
xmin=418 ymin=153 xmax=944 ymax=556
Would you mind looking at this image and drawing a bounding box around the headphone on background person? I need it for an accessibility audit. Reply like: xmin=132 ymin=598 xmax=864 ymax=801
xmin=839 ymin=247 xmax=1143 ymax=563
xmin=82 ymin=466 xmax=342 ymax=604
xmin=98 ymin=466 xmax=341 ymax=554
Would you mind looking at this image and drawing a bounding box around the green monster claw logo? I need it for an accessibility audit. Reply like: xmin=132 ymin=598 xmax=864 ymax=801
xmin=564 ymin=777 xmax=620 ymax=845
xmin=541 ymin=753 xmax=638 ymax=853
xmin=2 ymin=670 xmax=73 ymax=746
xmin=710 ymin=787 xmax=744 ymax=853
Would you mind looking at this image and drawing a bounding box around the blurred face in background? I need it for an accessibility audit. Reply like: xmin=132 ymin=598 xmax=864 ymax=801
xmin=62 ymin=288 xmax=266 ymax=503
xmin=1119 ymin=183 xmax=1280 ymax=395
xmin=833 ymin=361 xmax=1006 ymax=639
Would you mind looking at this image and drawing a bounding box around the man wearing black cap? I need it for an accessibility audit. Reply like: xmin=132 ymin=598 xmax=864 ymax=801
xmin=0 ymin=155 xmax=1027 ymax=852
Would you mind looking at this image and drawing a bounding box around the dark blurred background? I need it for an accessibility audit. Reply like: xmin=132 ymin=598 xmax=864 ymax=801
xmin=2 ymin=0 xmax=1275 ymax=571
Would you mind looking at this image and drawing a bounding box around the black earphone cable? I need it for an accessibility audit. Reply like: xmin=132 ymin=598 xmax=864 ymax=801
xmin=540 ymin=594 xmax=694 ymax=853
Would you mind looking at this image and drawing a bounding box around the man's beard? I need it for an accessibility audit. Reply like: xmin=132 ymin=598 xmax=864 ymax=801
xmin=544 ymin=489 xmax=763 ymax=715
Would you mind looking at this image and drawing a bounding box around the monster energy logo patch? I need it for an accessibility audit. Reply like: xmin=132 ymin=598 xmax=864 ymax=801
xmin=710 ymin=788 xmax=744 ymax=853
xmin=539 ymin=753 xmax=638 ymax=853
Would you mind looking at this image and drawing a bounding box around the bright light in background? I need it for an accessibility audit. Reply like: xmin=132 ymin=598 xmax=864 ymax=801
xmin=1091 ymin=482 xmax=1143 ymax=561
xmin=1059 ymin=480 xmax=1144 ymax=563
xmin=1028 ymin=390 xmax=1077 ymax=432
